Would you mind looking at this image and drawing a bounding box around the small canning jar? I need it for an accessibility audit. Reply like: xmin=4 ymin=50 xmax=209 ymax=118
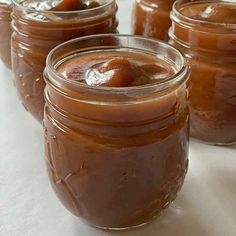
xmin=43 ymin=34 xmax=190 ymax=229
xmin=0 ymin=0 xmax=11 ymax=69
xmin=169 ymin=0 xmax=236 ymax=145
xmin=11 ymin=0 xmax=118 ymax=122
xmin=132 ymin=0 xmax=175 ymax=41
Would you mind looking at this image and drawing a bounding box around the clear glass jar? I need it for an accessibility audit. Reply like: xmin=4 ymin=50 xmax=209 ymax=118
xmin=132 ymin=0 xmax=175 ymax=41
xmin=11 ymin=0 xmax=118 ymax=122
xmin=0 ymin=0 xmax=11 ymax=69
xmin=43 ymin=34 xmax=190 ymax=230
xmin=169 ymin=0 xmax=236 ymax=145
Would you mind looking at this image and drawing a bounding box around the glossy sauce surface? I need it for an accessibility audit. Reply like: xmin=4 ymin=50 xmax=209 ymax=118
xmin=51 ymin=0 xmax=100 ymax=11
xmin=11 ymin=0 xmax=118 ymax=122
xmin=58 ymin=50 xmax=175 ymax=87
xmin=169 ymin=1 xmax=236 ymax=144
xmin=44 ymin=49 xmax=189 ymax=228
xmin=181 ymin=3 xmax=236 ymax=24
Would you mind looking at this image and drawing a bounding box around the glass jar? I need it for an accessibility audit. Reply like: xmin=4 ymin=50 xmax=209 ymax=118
xmin=132 ymin=0 xmax=175 ymax=41
xmin=43 ymin=34 xmax=190 ymax=229
xmin=0 ymin=0 xmax=11 ymax=69
xmin=169 ymin=0 xmax=236 ymax=145
xmin=11 ymin=0 xmax=118 ymax=122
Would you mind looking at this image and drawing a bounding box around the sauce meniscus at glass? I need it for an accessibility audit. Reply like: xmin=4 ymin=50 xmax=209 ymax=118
xmin=44 ymin=34 xmax=190 ymax=230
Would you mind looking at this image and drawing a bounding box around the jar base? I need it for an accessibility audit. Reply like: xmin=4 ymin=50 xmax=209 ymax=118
xmin=93 ymin=213 xmax=161 ymax=231
xmin=191 ymin=137 xmax=236 ymax=147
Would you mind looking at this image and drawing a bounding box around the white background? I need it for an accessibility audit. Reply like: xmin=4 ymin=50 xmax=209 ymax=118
xmin=1 ymin=0 xmax=236 ymax=235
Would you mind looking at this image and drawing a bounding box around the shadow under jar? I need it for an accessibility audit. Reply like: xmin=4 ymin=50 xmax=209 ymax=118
xmin=11 ymin=0 xmax=118 ymax=122
xmin=132 ymin=0 xmax=175 ymax=41
xmin=0 ymin=0 xmax=11 ymax=69
xmin=169 ymin=0 xmax=236 ymax=145
xmin=43 ymin=34 xmax=190 ymax=230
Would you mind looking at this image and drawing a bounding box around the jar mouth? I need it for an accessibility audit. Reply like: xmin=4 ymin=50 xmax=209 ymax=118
xmin=172 ymin=0 xmax=236 ymax=29
xmin=12 ymin=0 xmax=114 ymax=15
xmin=138 ymin=0 xmax=175 ymax=8
xmin=136 ymin=0 xmax=158 ymax=9
xmin=46 ymin=34 xmax=189 ymax=94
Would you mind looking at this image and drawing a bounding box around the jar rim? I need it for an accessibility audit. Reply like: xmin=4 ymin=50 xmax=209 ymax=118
xmin=172 ymin=0 xmax=236 ymax=29
xmin=11 ymin=0 xmax=114 ymax=15
xmin=46 ymin=34 xmax=189 ymax=94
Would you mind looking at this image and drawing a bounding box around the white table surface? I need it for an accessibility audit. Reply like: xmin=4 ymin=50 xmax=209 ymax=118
xmin=1 ymin=1 xmax=236 ymax=235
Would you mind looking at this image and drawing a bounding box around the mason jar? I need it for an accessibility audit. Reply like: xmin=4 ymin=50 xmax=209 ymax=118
xmin=132 ymin=0 xmax=175 ymax=41
xmin=0 ymin=0 xmax=11 ymax=69
xmin=43 ymin=34 xmax=190 ymax=229
xmin=11 ymin=0 xmax=118 ymax=122
xmin=169 ymin=0 xmax=236 ymax=145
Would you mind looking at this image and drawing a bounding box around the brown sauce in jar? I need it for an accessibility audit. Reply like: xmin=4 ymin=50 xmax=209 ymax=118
xmin=169 ymin=1 xmax=236 ymax=145
xmin=11 ymin=0 xmax=118 ymax=122
xmin=133 ymin=0 xmax=175 ymax=41
xmin=0 ymin=0 xmax=11 ymax=69
xmin=57 ymin=50 xmax=175 ymax=87
xmin=44 ymin=40 xmax=190 ymax=229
